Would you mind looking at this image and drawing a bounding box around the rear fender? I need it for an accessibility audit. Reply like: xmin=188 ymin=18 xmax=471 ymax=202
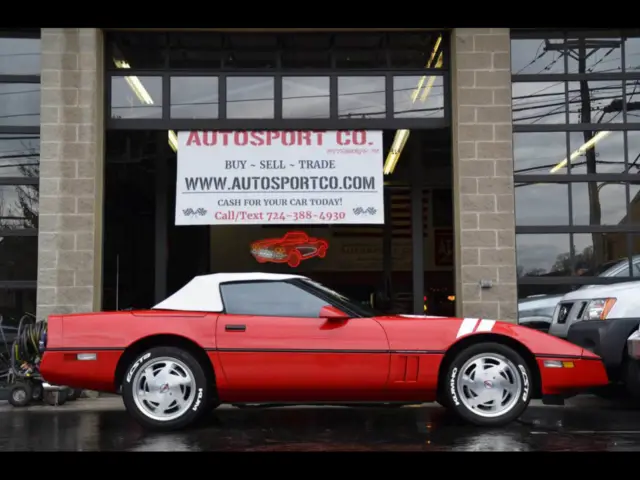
xmin=45 ymin=314 xmax=64 ymax=349
xmin=49 ymin=310 xmax=218 ymax=349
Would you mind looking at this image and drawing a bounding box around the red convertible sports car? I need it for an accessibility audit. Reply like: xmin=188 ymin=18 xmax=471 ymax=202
xmin=39 ymin=273 xmax=609 ymax=431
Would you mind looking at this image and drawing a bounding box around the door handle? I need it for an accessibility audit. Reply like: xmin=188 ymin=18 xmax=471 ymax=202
xmin=225 ymin=324 xmax=246 ymax=332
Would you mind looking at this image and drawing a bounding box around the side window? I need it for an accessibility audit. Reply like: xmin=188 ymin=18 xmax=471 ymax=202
xmin=634 ymin=263 xmax=640 ymax=277
xmin=220 ymin=281 xmax=328 ymax=318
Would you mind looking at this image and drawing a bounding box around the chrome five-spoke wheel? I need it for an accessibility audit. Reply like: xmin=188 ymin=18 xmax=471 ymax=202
xmin=456 ymin=353 xmax=522 ymax=418
xmin=123 ymin=346 xmax=211 ymax=431
xmin=132 ymin=357 xmax=197 ymax=422
xmin=445 ymin=342 xmax=532 ymax=427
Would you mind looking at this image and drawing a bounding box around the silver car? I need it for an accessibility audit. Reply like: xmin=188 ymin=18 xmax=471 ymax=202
xmin=518 ymin=256 xmax=640 ymax=332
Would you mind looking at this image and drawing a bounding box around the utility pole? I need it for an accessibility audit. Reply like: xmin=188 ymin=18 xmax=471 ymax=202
xmin=545 ymin=38 xmax=622 ymax=268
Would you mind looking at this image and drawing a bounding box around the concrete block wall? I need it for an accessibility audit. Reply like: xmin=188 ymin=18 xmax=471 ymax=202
xmin=36 ymin=28 xmax=104 ymax=319
xmin=451 ymin=28 xmax=518 ymax=322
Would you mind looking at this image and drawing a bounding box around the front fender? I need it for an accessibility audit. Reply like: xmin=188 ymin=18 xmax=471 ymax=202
xmin=484 ymin=321 xmax=591 ymax=358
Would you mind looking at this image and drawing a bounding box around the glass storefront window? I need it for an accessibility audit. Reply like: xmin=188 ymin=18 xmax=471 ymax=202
xmin=0 ymin=84 xmax=40 ymax=127
xmin=170 ymin=76 xmax=219 ymax=119
xmin=512 ymin=82 xmax=567 ymax=125
xmin=515 ymin=183 xmax=570 ymax=226
xmin=282 ymin=76 xmax=330 ymax=119
xmin=512 ymin=31 xmax=640 ymax=306
xmin=0 ymin=36 xmax=40 ymax=75
xmin=0 ymin=185 xmax=38 ymax=230
xmin=0 ymin=134 xmax=39 ymax=178
xmin=0 ymin=235 xmax=37 ymax=281
xmin=393 ymin=75 xmax=444 ymax=118
xmin=226 ymin=76 xmax=274 ymax=119
xmin=111 ymin=76 xmax=162 ymax=119
xmin=0 ymin=288 xmax=36 ymax=327
xmin=337 ymin=76 xmax=386 ymax=119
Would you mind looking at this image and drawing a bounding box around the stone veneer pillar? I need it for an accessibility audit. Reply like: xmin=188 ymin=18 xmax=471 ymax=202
xmin=450 ymin=28 xmax=518 ymax=322
xmin=36 ymin=28 xmax=104 ymax=319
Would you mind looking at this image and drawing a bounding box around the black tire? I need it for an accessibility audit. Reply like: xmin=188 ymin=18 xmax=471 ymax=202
xmin=8 ymin=383 xmax=32 ymax=407
xmin=122 ymin=346 xmax=212 ymax=431
xmin=31 ymin=383 xmax=43 ymax=401
xmin=436 ymin=391 xmax=451 ymax=409
xmin=66 ymin=388 xmax=82 ymax=401
xmin=625 ymin=358 xmax=640 ymax=400
xmin=444 ymin=342 xmax=532 ymax=427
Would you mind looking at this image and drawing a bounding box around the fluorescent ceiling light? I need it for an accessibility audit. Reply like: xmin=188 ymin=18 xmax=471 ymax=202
xmin=113 ymin=57 xmax=177 ymax=153
xmin=168 ymin=130 xmax=178 ymax=152
xmin=383 ymin=35 xmax=442 ymax=176
xmin=550 ymin=130 xmax=611 ymax=173
xmin=383 ymin=129 xmax=410 ymax=175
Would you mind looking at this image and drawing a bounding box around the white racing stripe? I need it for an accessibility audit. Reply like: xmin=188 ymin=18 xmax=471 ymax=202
xmin=455 ymin=318 xmax=496 ymax=338
xmin=476 ymin=319 xmax=496 ymax=333
xmin=456 ymin=318 xmax=479 ymax=338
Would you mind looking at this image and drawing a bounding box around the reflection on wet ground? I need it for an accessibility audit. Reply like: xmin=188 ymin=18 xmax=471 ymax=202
xmin=2 ymin=402 xmax=640 ymax=451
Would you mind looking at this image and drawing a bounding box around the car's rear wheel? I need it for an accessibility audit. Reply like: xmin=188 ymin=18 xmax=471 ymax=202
xmin=122 ymin=346 xmax=211 ymax=431
xmin=444 ymin=342 xmax=531 ymax=427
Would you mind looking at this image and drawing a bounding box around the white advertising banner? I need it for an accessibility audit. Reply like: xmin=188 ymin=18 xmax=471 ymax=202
xmin=175 ymin=130 xmax=384 ymax=225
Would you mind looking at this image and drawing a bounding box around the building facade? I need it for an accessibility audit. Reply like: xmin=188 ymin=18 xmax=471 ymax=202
xmin=1 ymin=28 xmax=637 ymax=325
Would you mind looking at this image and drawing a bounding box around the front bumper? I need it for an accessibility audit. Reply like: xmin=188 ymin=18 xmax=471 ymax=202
xmin=567 ymin=317 xmax=640 ymax=377
xmin=627 ymin=330 xmax=640 ymax=360
xmin=537 ymin=354 xmax=609 ymax=396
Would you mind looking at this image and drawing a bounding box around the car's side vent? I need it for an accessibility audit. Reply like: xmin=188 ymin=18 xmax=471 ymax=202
xmin=390 ymin=355 xmax=419 ymax=383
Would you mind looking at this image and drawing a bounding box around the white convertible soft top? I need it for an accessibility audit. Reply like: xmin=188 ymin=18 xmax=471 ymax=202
xmin=152 ymin=272 xmax=307 ymax=312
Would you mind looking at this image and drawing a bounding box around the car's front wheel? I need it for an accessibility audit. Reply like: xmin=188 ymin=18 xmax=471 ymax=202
xmin=444 ymin=342 xmax=532 ymax=427
xmin=122 ymin=346 xmax=212 ymax=431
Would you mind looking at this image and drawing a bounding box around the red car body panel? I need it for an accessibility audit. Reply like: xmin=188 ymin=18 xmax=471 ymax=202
xmin=39 ymin=312 xmax=609 ymax=401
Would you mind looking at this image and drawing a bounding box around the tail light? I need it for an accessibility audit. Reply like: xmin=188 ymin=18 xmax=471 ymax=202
xmin=44 ymin=315 xmax=64 ymax=349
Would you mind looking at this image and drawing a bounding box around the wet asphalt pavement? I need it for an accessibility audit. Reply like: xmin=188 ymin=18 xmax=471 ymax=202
xmin=1 ymin=397 xmax=640 ymax=451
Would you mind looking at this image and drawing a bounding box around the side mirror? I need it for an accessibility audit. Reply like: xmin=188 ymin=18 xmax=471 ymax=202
xmin=319 ymin=305 xmax=349 ymax=321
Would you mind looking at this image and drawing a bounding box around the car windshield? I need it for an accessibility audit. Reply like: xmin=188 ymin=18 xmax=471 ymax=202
xmin=296 ymin=278 xmax=382 ymax=318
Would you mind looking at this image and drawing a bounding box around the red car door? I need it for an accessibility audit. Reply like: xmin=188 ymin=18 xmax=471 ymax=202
xmin=213 ymin=280 xmax=390 ymax=403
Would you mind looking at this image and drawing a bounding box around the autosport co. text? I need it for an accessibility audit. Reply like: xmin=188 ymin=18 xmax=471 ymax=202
xmin=184 ymin=175 xmax=376 ymax=192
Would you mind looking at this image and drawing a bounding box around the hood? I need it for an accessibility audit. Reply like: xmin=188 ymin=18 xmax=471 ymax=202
xmin=518 ymin=294 xmax=565 ymax=311
xmin=369 ymin=314 xmax=588 ymax=357
xmin=561 ymin=280 xmax=640 ymax=301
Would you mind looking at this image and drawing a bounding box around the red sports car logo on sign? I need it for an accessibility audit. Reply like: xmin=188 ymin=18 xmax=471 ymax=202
xmin=250 ymin=231 xmax=329 ymax=268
